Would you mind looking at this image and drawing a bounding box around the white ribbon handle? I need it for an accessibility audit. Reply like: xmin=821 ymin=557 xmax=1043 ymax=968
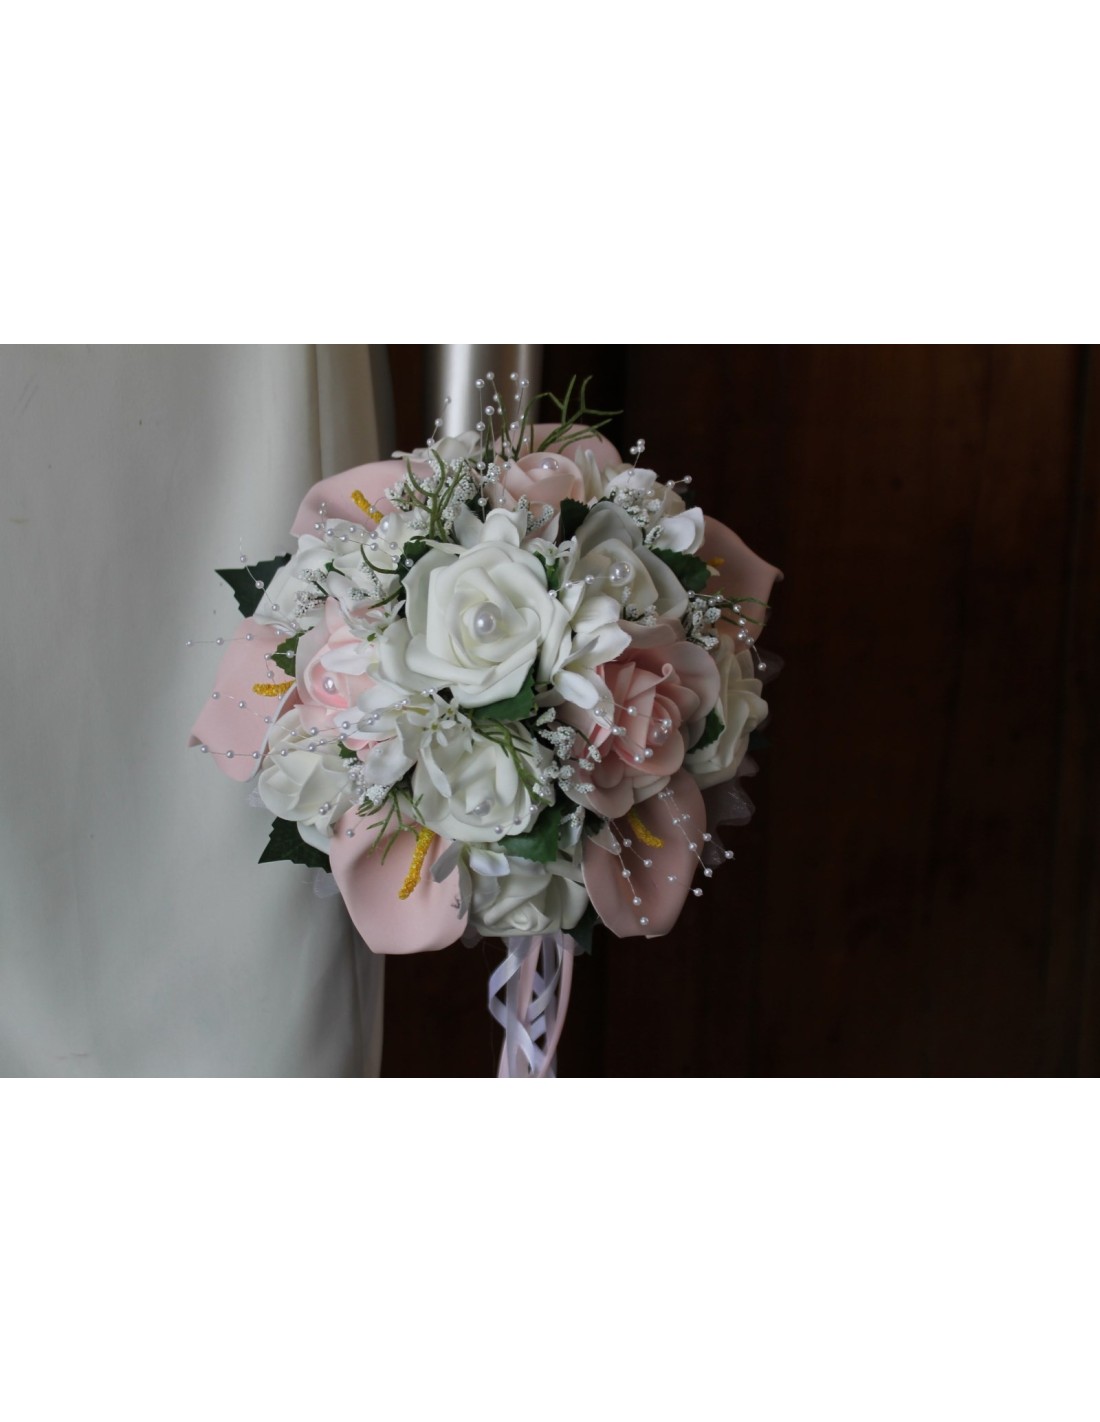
xmin=489 ymin=933 xmax=576 ymax=1078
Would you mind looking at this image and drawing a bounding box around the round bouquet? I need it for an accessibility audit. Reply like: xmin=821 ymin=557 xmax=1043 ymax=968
xmin=191 ymin=377 xmax=780 ymax=1075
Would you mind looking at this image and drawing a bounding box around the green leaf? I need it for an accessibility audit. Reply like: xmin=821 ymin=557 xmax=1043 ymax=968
xmin=569 ymin=901 xmax=601 ymax=955
xmin=692 ymin=706 xmax=724 ymax=752
xmin=500 ymin=803 xmax=562 ymax=863
xmin=471 ymin=671 xmax=536 ymax=724
xmin=258 ymin=817 xmax=332 ymax=872
xmin=399 ymin=538 xmax=431 ymax=569
xmin=557 ymin=498 xmax=590 ymax=543
xmin=336 ymin=742 xmax=359 ymax=762
xmin=271 ymin=630 xmax=302 ymax=676
xmin=650 ymin=547 xmax=710 ymax=593
xmin=216 ymin=554 xmax=291 ymax=618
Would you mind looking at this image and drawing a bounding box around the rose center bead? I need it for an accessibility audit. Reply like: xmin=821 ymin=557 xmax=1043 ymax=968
xmin=608 ymin=560 xmax=633 ymax=586
xmin=472 ymin=602 xmax=501 ymax=639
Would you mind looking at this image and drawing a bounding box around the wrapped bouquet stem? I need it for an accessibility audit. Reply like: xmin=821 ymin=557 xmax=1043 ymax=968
xmin=191 ymin=375 xmax=780 ymax=1075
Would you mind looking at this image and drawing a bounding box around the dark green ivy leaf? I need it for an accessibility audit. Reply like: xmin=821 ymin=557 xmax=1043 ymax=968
xmin=398 ymin=538 xmax=432 ymax=572
xmin=216 ymin=554 xmax=291 ymax=619
xmin=471 ymin=670 xmax=536 ymax=724
xmin=271 ymin=630 xmax=302 ymax=676
xmin=568 ymin=901 xmax=601 ymax=955
xmin=692 ymin=706 xmax=725 ymax=753
xmin=500 ymin=803 xmax=562 ymax=863
xmin=649 ymin=546 xmax=710 ymax=593
xmin=336 ymin=742 xmax=359 ymax=762
xmin=557 ymin=498 xmax=591 ymax=543
xmin=258 ymin=817 xmax=331 ymax=872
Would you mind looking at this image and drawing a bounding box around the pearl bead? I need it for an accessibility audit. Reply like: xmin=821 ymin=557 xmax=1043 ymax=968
xmin=225 ymin=750 xmax=234 ymax=759
xmin=322 ymin=676 xmax=338 ymax=694
xmin=639 ymin=916 xmax=650 ymax=927
xmin=211 ymin=691 xmax=219 ymax=700
xmin=537 ymin=457 xmax=560 ymax=471
xmin=198 ymin=745 xmax=208 ymax=753
xmin=472 ymin=602 xmax=501 ymax=639
xmin=471 ymin=799 xmax=491 ymax=817
xmin=650 ymin=725 xmax=670 ymax=745
xmin=215 ymin=637 xmax=224 ymax=646
xmin=607 ymin=560 xmax=633 ymax=586
xmin=693 ymin=887 xmax=703 ymax=897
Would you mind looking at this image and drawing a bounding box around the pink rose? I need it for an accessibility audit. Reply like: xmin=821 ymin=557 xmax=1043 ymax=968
xmin=294 ymin=598 xmax=378 ymax=748
xmin=560 ymin=633 xmax=719 ymax=820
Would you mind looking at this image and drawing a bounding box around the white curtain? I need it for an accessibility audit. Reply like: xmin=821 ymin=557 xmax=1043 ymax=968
xmin=0 ymin=346 xmax=389 ymax=1075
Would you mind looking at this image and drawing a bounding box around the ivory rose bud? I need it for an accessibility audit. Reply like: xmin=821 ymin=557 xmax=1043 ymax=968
xmin=468 ymin=855 xmax=589 ymax=938
xmin=257 ymin=709 xmax=353 ymax=849
xmin=412 ymin=721 xmax=551 ymax=844
xmin=684 ymin=637 xmax=767 ymax=788
xmin=570 ymin=503 xmax=689 ymax=620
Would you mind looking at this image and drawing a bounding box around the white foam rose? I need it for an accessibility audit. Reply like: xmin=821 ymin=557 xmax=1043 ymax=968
xmin=393 ymin=509 xmax=571 ymax=708
xmin=412 ymin=719 xmax=551 ymax=843
xmin=254 ymin=536 xmax=333 ymax=632
xmin=571 ymin=503 xmax=689 ymax=620
xmin=684 ymin=639 xmax=768 ymax=789
xmin=257 ymin=710 xmax=354 ymax=849
xmin=468 ymin=853 xmax=589 ymax=938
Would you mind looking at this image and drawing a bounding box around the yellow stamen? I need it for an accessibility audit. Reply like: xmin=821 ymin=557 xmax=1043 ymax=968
xmin=398 ymin=827 xmax=436 ymax=900
xmin=627 ymin=810 xmax=664 ymax=849
xmin=710 ymin=556 xmax=725 ymax=568
xmin=252 ymin=680 xmax=295 ymax=698
xmin=351 ymin=489 xmax=381 ymax=521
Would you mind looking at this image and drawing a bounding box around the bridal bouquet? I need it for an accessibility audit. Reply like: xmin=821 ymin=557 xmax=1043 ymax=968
xmin=191 ymin=378 xmax=780 ymax=1074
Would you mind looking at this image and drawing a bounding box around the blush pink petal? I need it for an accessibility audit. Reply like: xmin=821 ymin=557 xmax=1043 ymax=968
xmin=188 ymin=618 xmax=295 ymax=781
xmin=289 ymin=458 xmax=410 ymax=538
xmin=327 ymin=812 xmax=467 ymax=955
xmin=582 ymin=770 xmax=706 ymax=939
xmin=506 ymin=453 xmax=586 ymax=514
xmin=699 ymin=517 xmax=783 ymax=631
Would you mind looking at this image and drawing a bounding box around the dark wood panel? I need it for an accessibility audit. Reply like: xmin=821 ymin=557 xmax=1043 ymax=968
xmin=381 ymin=345 xmax=1099 ymax=1076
